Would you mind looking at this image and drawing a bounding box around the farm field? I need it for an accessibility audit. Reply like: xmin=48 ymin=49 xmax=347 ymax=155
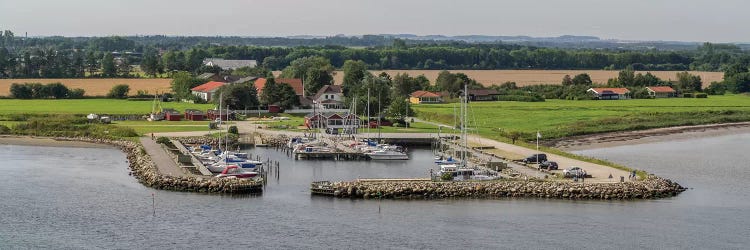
xmin=414 ymin=94 xmax=750 ymax=141
xmin=322 ymin=70 xmax=724 ymax=87
xmin=0 ymin=78 xmax=173 ymax=96
xmin=0 ymin=99 xmax=214 ymax=115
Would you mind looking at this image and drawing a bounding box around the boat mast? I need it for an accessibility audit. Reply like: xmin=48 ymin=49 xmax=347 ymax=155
xmin=367 ymin=88 xmax=370 ymax=143
xmin=462 ymin=83 xmax=469 ymax=168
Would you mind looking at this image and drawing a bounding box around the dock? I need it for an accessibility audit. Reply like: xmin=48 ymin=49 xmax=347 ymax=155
xmin=170 ymin=139 xmax=213 ymax=176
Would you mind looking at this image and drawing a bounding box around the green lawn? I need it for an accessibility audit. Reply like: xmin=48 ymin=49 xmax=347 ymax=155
xmin=414 ymin=94 xmax=750 ymax=140
xmin=0 ymin=99 xmax=215 ymax=115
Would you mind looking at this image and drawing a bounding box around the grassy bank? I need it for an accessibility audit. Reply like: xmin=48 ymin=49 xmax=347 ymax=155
xmin=415 ymin=94 xmax=750 ymax=141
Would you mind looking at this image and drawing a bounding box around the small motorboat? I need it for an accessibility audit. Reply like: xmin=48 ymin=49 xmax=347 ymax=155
xmin=216 ymin=166 xmax=258 ymax=179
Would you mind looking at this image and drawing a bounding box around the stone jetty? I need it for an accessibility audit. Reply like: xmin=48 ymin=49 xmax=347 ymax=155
xmin=320 ymin=177 xmax=686 ymax=200
xmin=57 ymin=137 xmax=263 ymax=194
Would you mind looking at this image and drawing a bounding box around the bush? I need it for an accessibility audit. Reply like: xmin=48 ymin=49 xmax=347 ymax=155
xmin=107 ymin=84 xmax=130 ymax=99
xmin=695 ymin=93 xmax=708 ymax=98
xmin=46 ymin=82 xmax=69 ymax=99
xmin=682 ymin=93 xmax=694 ymax=98
xmin=228 ymin=126 xmax=239 ymax=134
xmin=440 ymin=172 xmax=454 ymax=181
xmin=0 ymin=125 xmax=10 ymax=134
xmin=68 ymin=88 xmax=86 ymax=99
xmin=9 ymin=83 xmax=33 ymax=99
xmin=495 ymin=95 xmax=545 ymax=102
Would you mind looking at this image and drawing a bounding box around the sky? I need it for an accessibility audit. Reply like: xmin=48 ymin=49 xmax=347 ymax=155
xmin=0 ymin=0 xmax=748 ymax=42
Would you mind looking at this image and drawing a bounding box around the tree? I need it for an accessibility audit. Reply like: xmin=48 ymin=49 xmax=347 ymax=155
xmin=571 ymin=73 xmax=592 ymax=85
xmin=385 ymin=97 xmax=414 ymax=121
xmin=101 ymin=53 xmax=116 ymax=77
xmin=185 ymin=48 xmax=209 ymax=72
xmin=214 ymin=83 xmax=259 ymax=110
xmin=391 ymin=73 xmax=428 ymax=99
xmin=85 ymin=50 xmax=99 ymax=76
xmin=140 ymin=48 xmax=163 ymax=77
xmin=561 ymin=75 xmax=574 ymax=86
xmin=281 ymin=56 xmax=334 ymax=96
xmin=276 ymin=83 xmax=301 ymax=109
xmin=259 ymin=77 xmax=279 ymax=105
xmin=107 ymin=84 xmax=130 ymax=99
xmin=348 ymin=74 xmax=392 ymax=117
xmin=341 ymin=60 xmax=368 ymax=96
xmin=170 ymin=71 xmax=207 ymax=100
xmin=676 ymin=72 xmax=702 ymax=92
xmin=162 ymin=50 xmax=186 ymax=72
xmin=617 ymin=69 xmax=635 ymax=86
xmin=9 ymin=83 xmax=33 ymax=99
xmin=116 ymin=56 xmax=132 ymax=77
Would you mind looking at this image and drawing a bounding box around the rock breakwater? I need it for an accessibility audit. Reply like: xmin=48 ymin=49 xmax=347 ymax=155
xmin=324 ymin=177 xmax=685 ymax=200
xmin=57 ymin=137 xmax=263 ymax=194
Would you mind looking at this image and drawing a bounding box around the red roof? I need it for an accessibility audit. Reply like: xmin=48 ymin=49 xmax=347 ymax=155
xmin=588 ymin=88 xmax=630 ymax=95
xmin=191 ymin=81 xmax=225 ymax=92
xmin=255 ymin=78 xmax=304 ymax=96
xmin=646 ymin=86 xmax=676 ymax=93
xmin=410 ymin=90 xmax=441 ymax=98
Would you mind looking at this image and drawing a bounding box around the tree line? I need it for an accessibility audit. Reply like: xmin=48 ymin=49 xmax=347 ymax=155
xmin=3 ymin=27 xmax=750 ymax=79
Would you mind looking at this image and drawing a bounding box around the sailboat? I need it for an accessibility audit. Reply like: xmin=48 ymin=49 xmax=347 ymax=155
xmin=436 ymin=83 xmax=495 ymax=180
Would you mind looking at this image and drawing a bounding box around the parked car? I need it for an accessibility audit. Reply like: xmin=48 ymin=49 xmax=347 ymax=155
xmin=522 ymin=154 xmax=547 ymax=164
xmin=563 ymin=167 xmax=587 ymax=177
xmin=539 ymin=161 xmax=558 ymax=170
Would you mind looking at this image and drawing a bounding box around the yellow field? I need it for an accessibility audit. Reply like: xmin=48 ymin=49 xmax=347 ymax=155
xmin=0 ymin=78 xmax=173 ymax=96
xmin=319 ymin=70 xmax=724 ymax=87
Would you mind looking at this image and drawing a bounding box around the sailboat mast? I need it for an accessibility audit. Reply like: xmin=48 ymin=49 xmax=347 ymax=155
xmin=367 ymin=88 xmax=370 ymax=142
xmin=462 ymin=83 xmax=469 ymax=167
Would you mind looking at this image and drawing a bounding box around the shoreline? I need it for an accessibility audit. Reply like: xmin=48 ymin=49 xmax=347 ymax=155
xmin=0 ymin=135 xmax=113 ymax=148
xmin=549 ymin=122 xmax=750 ymax=151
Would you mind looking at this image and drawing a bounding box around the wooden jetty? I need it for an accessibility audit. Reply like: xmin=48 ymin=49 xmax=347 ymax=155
xmin=170 ymin=139 xmax=213 ymax=176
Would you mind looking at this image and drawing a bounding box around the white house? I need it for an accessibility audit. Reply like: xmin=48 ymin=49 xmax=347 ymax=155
xmin=587 ymin=88 xmax=630 ymax=100
xmin=313 ymin=85 xmax=344 ymax=109
xmin=190 ymin=81 xmax=226 ymax=102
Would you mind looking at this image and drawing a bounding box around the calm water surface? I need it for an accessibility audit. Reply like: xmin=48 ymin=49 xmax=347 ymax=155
xmin=1 ymin=134 xmax=749 ymax=249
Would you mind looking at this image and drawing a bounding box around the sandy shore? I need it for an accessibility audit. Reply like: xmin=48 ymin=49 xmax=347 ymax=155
xmin=0 ymin=136 xmax=114 ymax=148
xmin=550 ymin=122 xmax=750 ymax=151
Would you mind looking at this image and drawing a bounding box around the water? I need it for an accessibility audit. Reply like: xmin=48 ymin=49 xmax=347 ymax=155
xmin=1 ymin=134 xmax=749 ymax=249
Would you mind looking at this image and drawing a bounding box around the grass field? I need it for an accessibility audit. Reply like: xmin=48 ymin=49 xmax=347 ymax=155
xmin=322 ymin=70 xmax=725 ymax=87
xmin=0 ymin=99 xmax=214 ymax=115
xmin=414 ymin=94 xmax=750 ymax=141
xmin=0 ymin=78 xmax=173 ymax=97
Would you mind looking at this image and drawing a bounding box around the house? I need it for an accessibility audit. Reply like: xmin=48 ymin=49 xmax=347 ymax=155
xmin=191 ymin=81 xmax=226 ymax=102
xmin=313 ymin=85 xmax=344 ymax=109
xmin=646 ymin=86 xmax=677 ymax=98
xmin=468 ymin=89 xmax=500 ymax=101
xmin=409 ymin=90 xmax=443 ymax=104
xmin=202 ymin=58 xmax=257 ymax=70
xmin=304 ymin=112 xmax=361 ymax=132
xmin=587 ymin=88 xmax=630 ymax=100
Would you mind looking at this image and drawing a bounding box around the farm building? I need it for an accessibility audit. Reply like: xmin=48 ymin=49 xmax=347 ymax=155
xmin=468 ymin=89 xmax=501 ymax=101
xmin=646 ymin=86 xmax=677 ymax=98
xmin=184 ymin=109 xmax=205 ymax=121
xmin=202 ymin=58 xmax=257 ymax=70
xmin=191 ymin=81 xmax=226 ymax=102
xmin=409 ymin=90 xmax=443 ymax=104
xmin=587 ymin=88 xmax=630 ymax=100
xmin=313 ymin=85 xmax=344 ymax=109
